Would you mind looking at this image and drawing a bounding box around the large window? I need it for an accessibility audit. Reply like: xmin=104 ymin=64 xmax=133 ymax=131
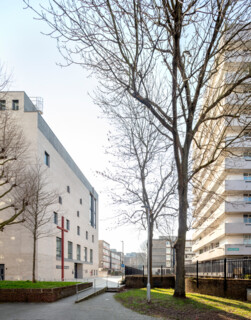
xmin=56 ymin=237 xmax=61 ymax=258
xmin=244 ymin=235 xmax=251 ymax=245
xmin=12 ymin=100 xmax=19 ymax=110
xmin=84 ymin=247 xmax=88 ymax=262
xmin=44 ymin=151 xmax=50 ymax=167
xmin=244 ymin=194 xmax=251 ymax=202
xmin=89 ymin=194 xmax=97 ymax=228
xmin=244 ymin=151 xmax=251 ymax=160
xmin=68 ymin=241 xmax=73 ymax=259
xmin=90 ymin=249 xmax=93 ymax=263
xmin=244 ymin=214 xmax=251 ymax=223
xmin=54 ymin=212 xmax=58 ymax=225
xmin=77 ymin=244 xmax=81 ymax=260
xmin=0 ymin=100 xmax=6 ymax=110
xmin=244 ymin=173 xmax=251 ymax=181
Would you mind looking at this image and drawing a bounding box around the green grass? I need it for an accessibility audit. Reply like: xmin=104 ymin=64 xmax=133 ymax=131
xmin=115 ymin=288 xmax=251 ymax=320
xmin=0 ymin=281 xmax=82 ymax=289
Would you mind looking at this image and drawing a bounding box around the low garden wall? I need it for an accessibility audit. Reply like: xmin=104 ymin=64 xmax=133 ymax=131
xmin=0 ymin=282 xmax=92 ymax=302
xmin=185 ymin=277 xmax=251 ymax=301
xmin=125 ymin=275 xmax=175 ymax=289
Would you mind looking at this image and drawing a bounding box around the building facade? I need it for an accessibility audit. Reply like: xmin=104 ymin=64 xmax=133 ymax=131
xmin=0 ymin=91 xmax=99 ymax=281
xmin=98 ymin=240 xmax=123 ymax=272
xmin=192 ymin=40 xmax=251 ymax=262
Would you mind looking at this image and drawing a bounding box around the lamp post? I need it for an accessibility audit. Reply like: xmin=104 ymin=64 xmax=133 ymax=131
xmin=142 ymin=205 xmax=151 ymax=303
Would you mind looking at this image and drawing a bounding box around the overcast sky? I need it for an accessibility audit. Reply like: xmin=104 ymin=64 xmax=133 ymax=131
xmin=0 ymin=1 xmax=152 ymax=253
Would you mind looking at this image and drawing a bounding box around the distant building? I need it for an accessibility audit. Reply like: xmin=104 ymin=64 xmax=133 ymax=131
xmin=124 ymin=252 xmax=147 ymax=268
xmin=0 ymin=91 xmax=99 ymax=281
xmin=98 ymin=240 xmax=123 ymax=272
xmin=152 ymin=236 xmax=194 ymax=273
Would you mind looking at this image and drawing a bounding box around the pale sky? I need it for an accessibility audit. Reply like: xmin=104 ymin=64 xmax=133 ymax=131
xmin=0 ymin=1 xmax=150 ymax=253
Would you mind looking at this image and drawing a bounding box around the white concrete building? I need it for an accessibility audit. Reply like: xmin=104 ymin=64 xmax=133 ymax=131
xmin=192 ymin=40 xmax=251 ymax=262
xmin=0 ymin=91 xmax=99 ymax=281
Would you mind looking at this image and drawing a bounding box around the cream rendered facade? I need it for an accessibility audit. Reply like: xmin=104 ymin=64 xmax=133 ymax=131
xmin=0 ymin=91 xmax=99 ymax=281
xmin=192 ymin=39 xmax=251 ymax=262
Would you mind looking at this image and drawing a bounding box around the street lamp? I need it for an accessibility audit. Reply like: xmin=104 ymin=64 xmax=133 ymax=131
xmin=142 ymin=205 xmax=151 ymax=303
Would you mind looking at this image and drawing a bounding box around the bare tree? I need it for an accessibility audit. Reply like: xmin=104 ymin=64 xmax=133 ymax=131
xmin=23 ymin=164 xmax=58 ymax=282
xmin=0 ymin=110 xmax=32 ymax=231
xmin=25 ymin=0 xmax=251 ymax=297
xmin=99 ymin=98 xmax=177 ymax=283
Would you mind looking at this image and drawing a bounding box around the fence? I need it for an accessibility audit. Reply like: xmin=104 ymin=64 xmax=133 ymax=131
xmin=125 ymin=265 xmax=144 ymax=276
xmin=185 ymin=258 xmax=251 ymax=279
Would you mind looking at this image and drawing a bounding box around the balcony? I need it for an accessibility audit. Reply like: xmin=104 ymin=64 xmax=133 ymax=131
xmin=226 ymin=136 xmax=251 ymax=148
xmin=225 ymin=201 xmax=251 ymax=213
xmin=225 ymin=223 xmax=251 ymax=234
xmin=225 ymin=180 xmax=251 ymax=193
xmin=225 ymin=93 xmax=251 ymax=106
xmin=225 ymin=157 xmax=251 ymax=171
xmin=192 ymin=247 xmax=225 ymax=262
xmin=225 ymin=244 xmax=251 ymax=256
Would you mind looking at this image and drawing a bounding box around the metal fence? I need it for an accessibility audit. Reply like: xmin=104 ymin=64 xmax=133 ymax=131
xmin=185 ymin=258 xmax=251 ymax=279
xmin=125 ymin=265 xmax=144 ymax=276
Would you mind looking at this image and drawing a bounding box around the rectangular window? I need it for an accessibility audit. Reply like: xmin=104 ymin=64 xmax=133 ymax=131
xmin=92 ymin=235 xmax=94 ymax=243
xmin=244 ymin=194 xmax=251 ymax=202
xmin=0 ymin=100 xmax=6 ymax=110
xmin=12 ymin=100 xmax=19 ymax=110
xmin=89 ymin=194 xmax=97 ymax=228
xmin=44 ymin=151 xmax=50 ymax=167
xmin=84 ymin=247 xmax=88 ymax=262
xmin=67 ymin=185 xmax=70 ymax=193
xmin=244 ymin=173 xmax=251 ymax=181
xmin=56 ymin=237 xmax=61 ymax=258
xmin=80 ymin=198 xmax=82 ymax=205
xmin=244 ymin=214 xmax=251 ymax=223
xmin=77 ymin=226 xmax=80 ymax=236
xmin=59 ymin=196 xmax=62 ymax=204
xmin=244 ymin=131 xmax=251 ymax=139
xmin=77 ymin=211 xmax=79 ymax=217
xmin=54 ymin=212 xmax=58 ymax=225
xmin=90 ymin=249 xmax=93 ymax=263
xmin=77 ymin=244 xmax=81 ymax=260
xmin=86 ymin=231 xmax=88 ymax=240
xmin=68 ymin=241 xmax=73 ymax=259
xmin=244 ymin=235 xmax=251 ymax=245
xmin=244 ymin=151 xmax=251 ymax=160
xmin=66 ymin=219 xmax=70 ymax=230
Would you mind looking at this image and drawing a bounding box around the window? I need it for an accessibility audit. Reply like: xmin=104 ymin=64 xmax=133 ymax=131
xmin=44 ymin=151 xmax=50 ymax=167
xmin=0 ymin=100 xmax=6 ymax=110
xmin=89 ymin=194 xmax=97 ymax=228
xmin=244 ymin=173 xmax=251 ymax=181
xmin=80 ymin=198 xmax=82 ymax=205
xmin=59 ymin=196 xmax=62 ymax=204
xmin=77 ymin=244 xmax=81 ymax=260
xmin=68 ymin=241 xmax=73 ymax=259
xmin=67 ymin=186 xmax=70 ymax=193
xmin=12 ymin=100 xmax=19 ymax=110
xmin=244 ymin=151 xmax=251 ymax=160
xmin=77 ymin=226 xmax=80 ymax=236
xmin=244 ymin=214 xmax=251 ymax=223
xmin=244 ymin=131 xmax=251 ymax=139
xmin=244 ymin=194 xmax=251 ymax=202
xmin=84 ymin=247 xmax=88 ymax=262
xmin=54 ymin=212 xmax=58 ymax=225
xmin=56 ymin=237 xmax=61 ymax=258
xmin=244 ymin=235 xmax=251 ymax=245
xmin=90 ymin=249 xmax=93 ymax=263
xmin=66 ymin=219 xmax=70 ymax=230
xmin=77 ymin=211 xmax=79 ymax=217
xmin=86 ymin=231 xmax=88 ymax=240
xmin=92 ymin=235 xmax=94 ymax=243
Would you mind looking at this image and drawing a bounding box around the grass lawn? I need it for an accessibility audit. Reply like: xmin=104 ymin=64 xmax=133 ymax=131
xmin=0 ymin=281 xmax=81 ymax=289
xmin=115 ymin=288 xmax=251 ymax=320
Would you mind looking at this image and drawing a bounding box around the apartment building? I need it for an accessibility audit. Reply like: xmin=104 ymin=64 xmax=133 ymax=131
xmin=0 ymin=91 xmax=99 ymax=280
xmin=98 ymin=240 xmax=123 ymax=272
xmin=124 ymin=252 xmax=147 ymax=268
xmin=152 ymin=236 xmax=194 ymax=272
xmin=192 ymin=36 xmax=251 ymax=262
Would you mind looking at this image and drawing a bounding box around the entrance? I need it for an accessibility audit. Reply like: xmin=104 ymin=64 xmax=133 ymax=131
xmin=74 ymin=263 xmax=83 ymax=279
xmin=0 ymin=264 xmax=4 ymax=280
xmin=74 ymin=263 xmax=78 ymax=279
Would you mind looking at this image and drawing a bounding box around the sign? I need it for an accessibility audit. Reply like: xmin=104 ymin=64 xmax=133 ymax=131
xmin=227 ymin=248 xmax=239 ymax=251
xmin=56 ymin=265 xmax=69 ymax=269
xmin=121 ymin=264 xmax=125 ymax=267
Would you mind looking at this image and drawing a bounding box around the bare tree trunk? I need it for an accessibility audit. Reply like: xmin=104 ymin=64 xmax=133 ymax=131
xmin=32 ymin=234 xmax=37 ymax=283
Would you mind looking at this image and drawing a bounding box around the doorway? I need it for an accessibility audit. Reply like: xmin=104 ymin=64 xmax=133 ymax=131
xmin=0 ymin=264 xmax=5 ymax=280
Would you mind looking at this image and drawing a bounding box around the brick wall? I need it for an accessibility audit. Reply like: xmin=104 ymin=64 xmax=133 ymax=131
xmin=125 ymin=275 xmax=175 ymax=289
xmin=0 ymin=282 xmax=92 ymax=302
xmin=185 ymin=277 xmax=251 ymax=301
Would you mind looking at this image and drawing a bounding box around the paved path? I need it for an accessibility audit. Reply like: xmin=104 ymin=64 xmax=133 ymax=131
xmin=0 ymin=292 xmax=158 ymax=320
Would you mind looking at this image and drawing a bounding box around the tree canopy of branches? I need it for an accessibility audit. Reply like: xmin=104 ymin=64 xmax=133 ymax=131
xmin=0 ymin=110 xmax=32 ymax=231
xmin=25 ymin=0 xmax=251 ymax=297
